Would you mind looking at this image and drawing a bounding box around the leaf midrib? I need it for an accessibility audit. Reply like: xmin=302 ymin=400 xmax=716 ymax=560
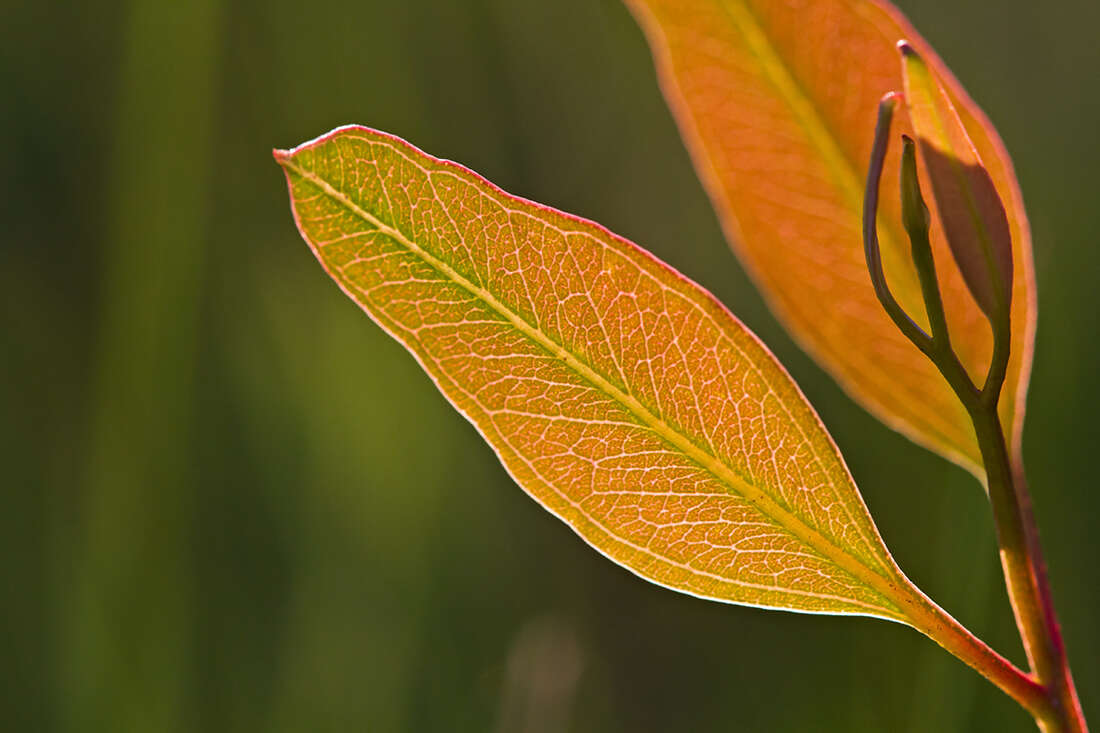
xmin=281 ymin=154 xmax=909 ymax=618
xmin=716 ymin=0 xmax=919 ymax=306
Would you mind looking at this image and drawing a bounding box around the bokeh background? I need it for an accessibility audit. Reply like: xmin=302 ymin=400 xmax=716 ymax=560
xmin=3 ymin=0 xmax=1097 ymax=730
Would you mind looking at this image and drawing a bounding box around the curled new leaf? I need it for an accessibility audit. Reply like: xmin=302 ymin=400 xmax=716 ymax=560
xmin=275 ymin=126 xmax=913 ymax=618
xmin=900 ymin=41 xmax=1014 ymax=326
xmin=624 ymin=0 xmax=1036 ymax=475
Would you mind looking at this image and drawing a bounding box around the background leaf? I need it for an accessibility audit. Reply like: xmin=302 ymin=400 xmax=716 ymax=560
xmin=276 ymin=125 xmax=911 ymax=619
xmin=623 ymin=0 xmax=1036 ymax=475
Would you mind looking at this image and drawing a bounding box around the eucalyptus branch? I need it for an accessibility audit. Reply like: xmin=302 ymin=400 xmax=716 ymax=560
xmin=863 ymin=94 xmax=1088 ymax=733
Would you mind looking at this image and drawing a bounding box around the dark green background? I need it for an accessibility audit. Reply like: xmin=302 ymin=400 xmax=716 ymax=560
xmin=2 ymin=1 xmax=1096 ymax=730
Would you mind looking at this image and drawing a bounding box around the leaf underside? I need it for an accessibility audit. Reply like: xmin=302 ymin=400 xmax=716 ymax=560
xmin=276 ymin=126 xmax=910 ymax=620
xmin=624 ymin=0 xmax=1036 ymax=475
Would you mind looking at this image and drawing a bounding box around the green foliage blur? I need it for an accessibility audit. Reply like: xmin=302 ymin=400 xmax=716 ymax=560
xmin=2 ymin=1 xmax=1096 ymax=730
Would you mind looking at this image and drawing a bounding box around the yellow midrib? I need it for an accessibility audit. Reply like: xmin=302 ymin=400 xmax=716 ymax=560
xmin=717 ymin=0 xmax=919 ymax=308
xmin=282 ymin=155 xmax=910 ymax=618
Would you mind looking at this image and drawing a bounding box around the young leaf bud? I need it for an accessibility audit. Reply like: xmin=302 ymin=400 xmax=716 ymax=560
xmin=899 ymin=40 xmax=1014 ymax=327
xmin=899 ymin=135 xmax=930 ymax=237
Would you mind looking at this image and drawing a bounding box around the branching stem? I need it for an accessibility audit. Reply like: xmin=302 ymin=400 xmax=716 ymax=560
xmin=864 ymin=94 xmax=1088 ymax=732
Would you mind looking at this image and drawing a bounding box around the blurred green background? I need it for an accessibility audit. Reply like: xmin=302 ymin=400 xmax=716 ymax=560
xmin=2 ymin=0 xmax=1096 ymax=730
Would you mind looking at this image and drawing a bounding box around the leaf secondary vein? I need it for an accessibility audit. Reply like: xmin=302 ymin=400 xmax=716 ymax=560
xmin=280 ymin=153 xmax=911 ymax=618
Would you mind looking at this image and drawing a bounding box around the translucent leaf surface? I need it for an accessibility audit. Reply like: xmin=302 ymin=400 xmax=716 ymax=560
xmin=275 ymin=126 xmax=912 ymax=618
xmin=900 ymin=42 xmax=1013 ymax=322
xmin=624 ymin=0 xmax=1036 ymax=474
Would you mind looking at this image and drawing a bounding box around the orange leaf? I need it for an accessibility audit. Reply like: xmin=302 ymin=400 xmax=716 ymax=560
xmin=275 ymin=126 xmax=912 ymax=618
xmin=624 ymin=0 xmax=1036 ymax=475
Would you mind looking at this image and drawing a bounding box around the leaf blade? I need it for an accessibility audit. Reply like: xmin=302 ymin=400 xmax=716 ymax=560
xmin=900 ymin=41 xmax=1014 ymax=321
xmin=276 ymin=126 xmax=909 ymax=619
xmin=624 ymin=0 xmax=1036 ymax=474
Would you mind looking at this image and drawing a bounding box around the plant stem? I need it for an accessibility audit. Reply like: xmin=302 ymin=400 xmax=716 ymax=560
xmin=895 ymin=579 xmax=1049 ymax=720
xmin=864 ymin=93 xmax=1087 ymax=730
xmin=968 ymin=404 xmax=1087 ymax=733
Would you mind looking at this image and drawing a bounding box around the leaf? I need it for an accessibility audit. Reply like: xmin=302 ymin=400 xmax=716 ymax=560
xmin=623 ymin=0 xmax=1036 ymax=475
xmin=275 ymin=125 xmax=912 ymax=619
xmin=900 ymin=41 xmax=1013 ymax=322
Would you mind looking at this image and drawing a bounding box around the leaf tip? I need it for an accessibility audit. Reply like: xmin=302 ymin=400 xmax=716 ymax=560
xmin=897 ymin=40 xmax=929 ymax=79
